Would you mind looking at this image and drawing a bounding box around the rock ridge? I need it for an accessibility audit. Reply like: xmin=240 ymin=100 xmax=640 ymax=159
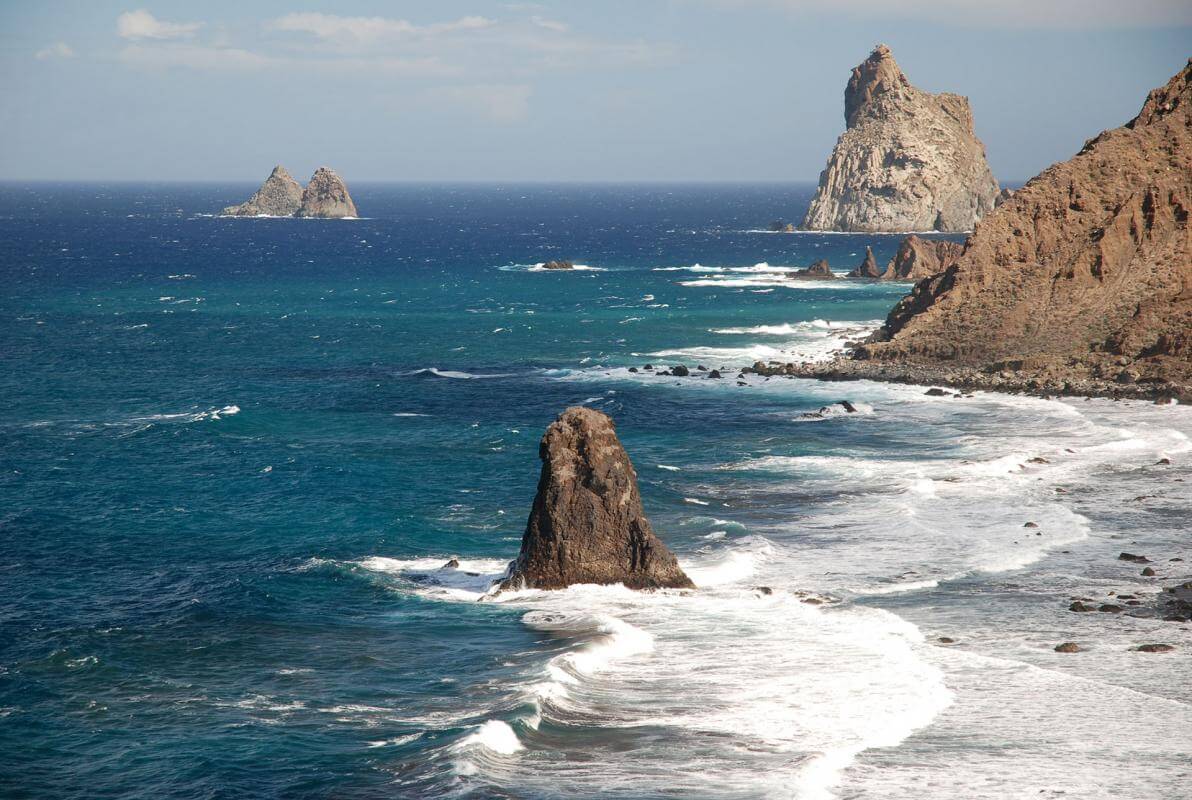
xmin=222 ymin=166 xmax=358 ymax=218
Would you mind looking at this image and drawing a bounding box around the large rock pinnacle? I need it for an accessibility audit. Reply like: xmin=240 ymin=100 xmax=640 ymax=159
xmin=221 ymin=165 xmax=303 ymax=217
xmin=297 ymin=167 xmax=358 ymax=218
xmin=802 ymin=45 xmax=999 ymax=232
xmin=500 ymin=407 xmax=694 ymax=591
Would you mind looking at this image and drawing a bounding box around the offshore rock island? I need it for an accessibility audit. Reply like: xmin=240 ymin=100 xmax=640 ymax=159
xmin=802 ymin=45 xmax=999 ymax=233
xmin=759 ymin=59 xmax=1192 ymax=402
xmin=499 ymin=407 xmax=694 ymax=592
xmin=222 ymin=166 xmax=358 ymax=218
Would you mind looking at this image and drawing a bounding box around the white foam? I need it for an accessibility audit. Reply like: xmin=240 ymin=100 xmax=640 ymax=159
xmin=459 ymin=720 xmax=523 ymax=755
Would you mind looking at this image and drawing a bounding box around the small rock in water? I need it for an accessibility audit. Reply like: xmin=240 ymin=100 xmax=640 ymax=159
xmin=1027 ymin=457 xmax=1049 ymax=464
xmin=755 ymin=586 xmax=773 ymax=595
xmin=924 ymin=387 xmax=951 ymax=396
xmin=671 ymin=365 xmax=690 ymax=377
xmin=937 ymin=637 xmax=956 ymax=644
xmin=1054 ymin=642 xmax=1081 ymax=653
xmin=1155 ymin=457 xmax=1172 ymax=465
xmin=1142 ymin=567 xmax=1156 ymax=576
xmin=1098 ymin=604 xmax=1123 ymax=613
xmin=1024 ymin=522 xmax=1039 ymax=528
xmin=541 ymin=260 xmax=574 ymax=270
xmin=1069 ymin=601 xmax=1095 ymax=612
xmin=1134 ymin=644 xmax=1174 ymax=653
xmin=442 ymin=558 xmax=460 ymax=569
xmin=707 ymin=369 xmax=722 ymax=379
xmin=1118 ymin=552 xmax=1150 ymax=563
xmin=628 ymin=366 xmax=638 ymax=373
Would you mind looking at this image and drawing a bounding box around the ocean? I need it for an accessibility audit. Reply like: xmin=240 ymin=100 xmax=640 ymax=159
xmin=1 ymin=183 xmax=1189 ymax=799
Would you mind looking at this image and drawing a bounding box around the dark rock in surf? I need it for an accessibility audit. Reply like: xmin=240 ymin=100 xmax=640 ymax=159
xmin=1119 ymin=552 xmax=1150 ymax=563
xmin=442 ymin=558 xmax=460 ymax=569
xmin=1069 ymin=601 xmax=1095 ymax=612
xmin=499 ymin=407 xmax=695 ymax=591
xmin=542 ymin=260 xmax=574 ymax=270
xmin=1142 ymin=567 xmax=1156 ymax=576
xmin=671 ymin=365 xmax=690 ymax=377
xmin=1054 ymin=642 xmax=1081 ymax=653
xmin=846 ymin=246 xmax=883 ymax=278
xmin=788 ymin=259 xmax=837 ymax=279
xmin=1134 ymin=643 xmax=1174 ymax=653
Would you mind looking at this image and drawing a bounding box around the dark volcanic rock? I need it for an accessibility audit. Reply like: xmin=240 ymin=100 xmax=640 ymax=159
xmin=671 ymin=365 xmax=690 ymax=377
xmin=1134 ymin=643 xmax=1175 ymax=653
xmin=1069 ymin=601 xmax=1095 ymax=612
xmin=499 ymin=407 xmax=694 ymax=591
xmin=788 ymin=259 xmax=836 ymax=279
xmin=1119 ymin=552 xmax=1150 ymax=563
xmin=846 ymin=247 xmax=883 ymax=278
xmin=1142 ymin=566 xmax=1157 ymax=576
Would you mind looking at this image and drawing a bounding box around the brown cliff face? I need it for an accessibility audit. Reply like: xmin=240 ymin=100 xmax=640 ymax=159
xmin=861 ymin=60 xmax=1192 ymax=388
xmin=500 ymin=408 xmax=694 ymax=592
xmin=802 ymin=45 xmax=1000 ymax=232
xmin=297 ymin=167 xmax=358 ymax=218
xmin=880 ymin=235 xmax=965 ymax=281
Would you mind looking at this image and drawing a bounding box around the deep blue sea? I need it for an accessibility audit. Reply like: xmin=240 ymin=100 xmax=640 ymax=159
xmin=2 ymin=183 xmax=1189 ymax=799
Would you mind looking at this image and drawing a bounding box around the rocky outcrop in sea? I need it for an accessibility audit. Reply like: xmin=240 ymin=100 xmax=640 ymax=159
xmin=221 ymin=165 xmax=303 ymax=217
xmin=296 ymin=167 xmax=358 ymax=219
xmin=879 ymin=235 xmax=964 ymax=281
xmin=857 ymin=58 xmax=1192 ymax=392
xmin=221 ymin=166 xmax=358 ymax=218
xmin=802 ymin=44 xmax=999 ymax=233
xmin=787 ymin=259 xmax=836 ymax=279
xmin=846 ymin=247 xmax=882 ymax=278
xmin=500 ymin=407 xmax=694 ymax=591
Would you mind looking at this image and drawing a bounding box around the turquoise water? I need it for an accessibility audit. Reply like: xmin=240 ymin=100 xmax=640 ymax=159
xmin=2 ymin=184 xmax=1189 ymax=799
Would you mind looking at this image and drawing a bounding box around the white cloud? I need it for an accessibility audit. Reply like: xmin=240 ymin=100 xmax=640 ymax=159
xmin=268 ymin=13 xmax=495 ymax=46
xmin=717 ymin=0 xmax=1192 ymax=28
xmin=35 ymin=42 xmax=76 ymax=60
xmin=117 ymin=9 xmax=203 ymax=40
xmin=427 ymin=83 xmax=533 ymax=123
xmin=117 ymin=44 xmax=271 ymax=70
xmin=530 ymin=16 xmax=570 ymax=32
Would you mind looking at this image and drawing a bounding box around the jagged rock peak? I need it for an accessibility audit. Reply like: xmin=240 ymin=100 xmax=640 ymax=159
xmin=500 ymin=407 xmax=694 ymax=592
xmin=847 ymin=246 xmax=882 ymax=278
xmin=802 ymin=45 xmax=1000 ymax=233
xmin=221 ymin=165 xmax=303 ymax=217
xmin=297 ymin=167 xmax=358 ymax=219
xmin=845 ymin=44 xmax=911 ymax=127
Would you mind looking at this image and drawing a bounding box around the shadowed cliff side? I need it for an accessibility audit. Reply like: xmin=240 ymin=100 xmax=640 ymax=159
xmin=500 ymin=407 xmax=694 ymax=592
xmin=857 ymin=59 xmax=1192 ymax=390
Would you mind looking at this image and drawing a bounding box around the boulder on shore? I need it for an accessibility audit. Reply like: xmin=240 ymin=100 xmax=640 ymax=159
xmin=499 ymin=407 xmax=695 ymax=591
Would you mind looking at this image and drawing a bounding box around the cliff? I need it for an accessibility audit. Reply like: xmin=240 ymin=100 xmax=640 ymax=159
xmin=880 ymin=235 xmax=964 ymax=281
xmin=857 ymin=59 xmax=1192 ymax=392
xmin=500 ymin=407 xmax=694 ymax=591
xmin=802 ymin=45 xmax=1000 ymax=233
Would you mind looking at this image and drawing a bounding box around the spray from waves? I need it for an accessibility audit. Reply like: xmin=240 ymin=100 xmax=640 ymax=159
xmin=343 ymin=535 xmax=951 ymax=799
xmin=406 ymin=368 xmax=516 ymax=380
xmin=126 ymin=405 xmax=240 ymax=424
xmin=498 ymin=263 xmax=605 ymax=272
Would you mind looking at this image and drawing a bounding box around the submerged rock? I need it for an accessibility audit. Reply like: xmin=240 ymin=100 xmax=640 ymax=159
xmin=297 ymin=167 xmax=358 ymax=218
xmin=221 ymin=165 xmax=303 ymax=217
xmin=802 ymin=44 xmax=999 ymax=232
xmin=499 ymin=407 xmax=694 ymax=591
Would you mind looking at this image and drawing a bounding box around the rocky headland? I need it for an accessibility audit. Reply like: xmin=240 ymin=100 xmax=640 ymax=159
xmin=222 ymin=166 xmax=358 ymax=218
xmin=844 ymin=58 xmax=1192 ymax=398
xmin=801 ymin=44 xmax=1000 ymax=232
xmin=499 ymin=407 xmax=694 ymax=592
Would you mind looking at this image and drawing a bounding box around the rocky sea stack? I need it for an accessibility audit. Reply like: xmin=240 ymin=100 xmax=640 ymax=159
xmin=222 ymin=166 xmax=358 ymax=218
xmin=859 ymin=59 xmax=1192 ymax=391
xmin=847 ymin=246 xmax=882 ymax=278
xmin=802 ymin=45 xmax=999 ymax=232
xmin=221 ymin=165 xmax=303 ymax=217
xmin=499 ymin=407 xmax=694 ymax=592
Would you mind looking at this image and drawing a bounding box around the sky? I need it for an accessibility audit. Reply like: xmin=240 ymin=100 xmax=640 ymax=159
xmin=2 ymin=1 xmax=1189 ymax=183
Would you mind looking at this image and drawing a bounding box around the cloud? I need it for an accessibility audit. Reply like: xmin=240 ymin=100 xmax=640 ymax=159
xmin=267 ymin=13 xmax=495 ymax=46
xmin=530 ymin=16 xmax=570 ymax=32
xmin=35 ymin=42 xmax=76 ymax=60
xmin=426 ymin=83 xmax=533 ymax=123
xmin=716 ymin=0 xmax=1192 ymax=28
xmin=117 ymin=9 xmax=203 ymax=40
xmin=117 ymin=44 xmax=271 ymax=71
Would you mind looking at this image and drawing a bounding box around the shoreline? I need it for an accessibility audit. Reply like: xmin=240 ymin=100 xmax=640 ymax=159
xmin=742 ymin=355 xmax=1189 ymax=404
